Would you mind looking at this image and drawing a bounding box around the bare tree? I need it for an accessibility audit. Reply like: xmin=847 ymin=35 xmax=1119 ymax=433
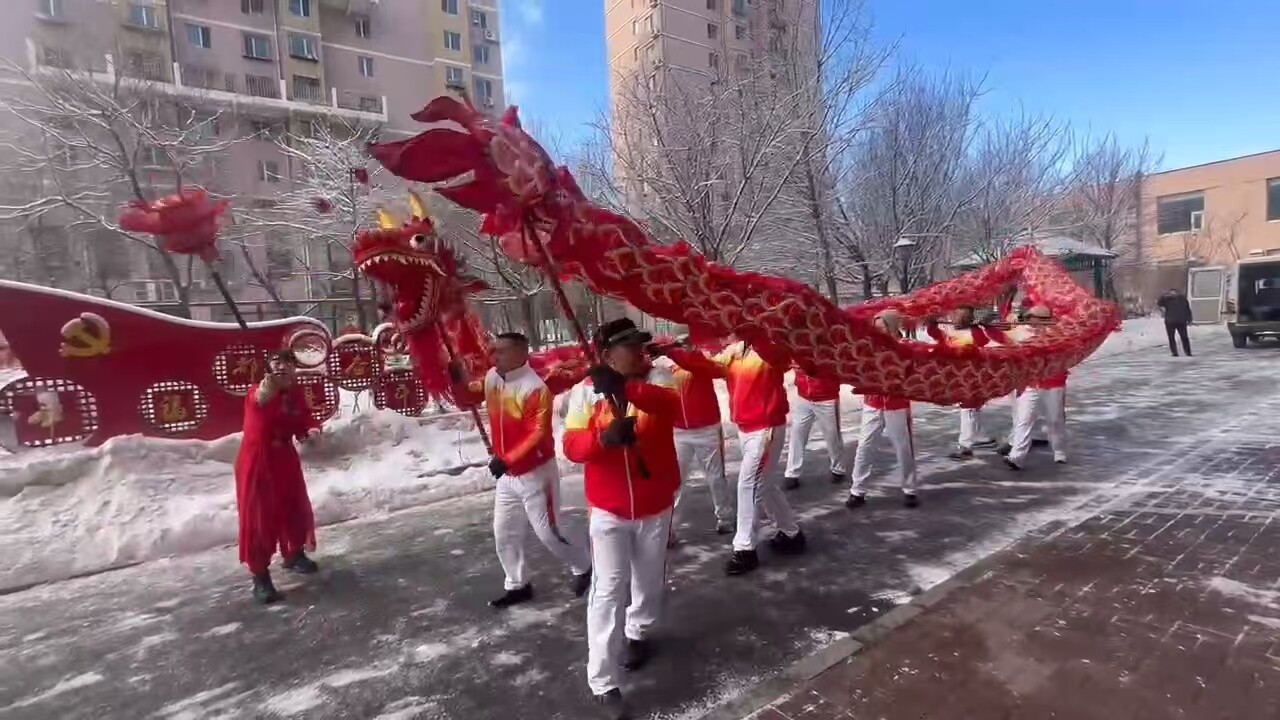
xmin=1060 ymin=134 xmax=1157 ymax=297
xmin=0 ymin=57 xmax=242 ymax=316
xmin=233 ymin=119 xmax=383 ymax=326
xmin=834 ymin=69 xmax=984 ymax=297
xmin=953 ymin=113 xmax=1072 ymax=263
xmin=759 ymin=0 xmax=894 ymax=300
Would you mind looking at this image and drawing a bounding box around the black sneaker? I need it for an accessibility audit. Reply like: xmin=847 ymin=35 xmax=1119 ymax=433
xmin=845 ymin=494 xmax=866 ymax=510
xmin=948 ymin=448 xmax=974 ymax=461
xmin=972 ymin=438 xmax=998 ymax=449
xmin=830 ymin=472 xmax=847 ymax=485
xmin=252 ymin=572 xmax=282 ymax=604
xmin=572 ymin=570 xmax=592 ymax=598
xmin=594 ymin=689 xmax=631 ymax=720
xmin=621 ymin=638 xmax=652 ymax=671
xmin=996 ymin=442 xmax=1012 ymax=457
xmin=1004 ymin=457 xmax=1022 ymax=471
xmin=904 ymin=493 xmax=920 ymax=508
xmin=715 ymin=520 xmax=734 ymax=535
xmin=725 ymin=549 xmax=759 ymax=576
xmin=770 ymin=529 xmax=807 ymax=556
xmin=489 ymin=585 xmax=534 ymax=609
xmin=783 ymin=476 xmax=800 ymax=490
xmin=282 ymin=551 xmax=318 ymax=574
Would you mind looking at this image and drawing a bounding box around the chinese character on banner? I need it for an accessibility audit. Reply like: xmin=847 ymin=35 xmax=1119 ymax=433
xmin=331 ymin=339 xmax=377 ymax=391
xmin=376 ymin=370 xmax=425 ymax=416
xmin=156 ymin=391 xmax=193 ymax=424
xmin=294 ymin=374 xmax=338 ymax=424
xmin=138 ymin=381 xmax=207 ymax=435
xmin=213 ymin=345 xmax=268 ymax=396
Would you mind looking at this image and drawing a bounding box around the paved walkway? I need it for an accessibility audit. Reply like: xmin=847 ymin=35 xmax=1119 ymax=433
xmin=754 ymin=392 xmax=1280 ymax=720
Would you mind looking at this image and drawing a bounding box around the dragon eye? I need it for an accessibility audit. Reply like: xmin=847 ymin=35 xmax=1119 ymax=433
xmin=410 ymin=234 xmax=427 ymax=250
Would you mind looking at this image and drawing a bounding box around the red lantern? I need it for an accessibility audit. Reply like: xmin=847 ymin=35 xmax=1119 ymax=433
xmin=118 ymin=187 xmax=229 ymax=263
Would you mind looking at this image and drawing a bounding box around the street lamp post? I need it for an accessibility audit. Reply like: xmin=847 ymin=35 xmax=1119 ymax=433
xmin=893 ymin=237 xmax=917 ymax=294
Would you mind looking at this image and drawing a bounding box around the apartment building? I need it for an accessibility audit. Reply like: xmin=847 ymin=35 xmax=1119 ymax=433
xmin=1129 ymin=150 xmax=1280 ymax=315
xmin=0 ymin=0 xmax=505 ymax=321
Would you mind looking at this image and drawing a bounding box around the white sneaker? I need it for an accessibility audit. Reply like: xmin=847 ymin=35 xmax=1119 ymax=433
xmin=1053 ymin=452 xmax=1067 ymax=464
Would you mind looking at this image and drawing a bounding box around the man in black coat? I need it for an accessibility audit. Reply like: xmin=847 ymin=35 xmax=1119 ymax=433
xmin=1157 ymin=288 xmax=1193 ymax=357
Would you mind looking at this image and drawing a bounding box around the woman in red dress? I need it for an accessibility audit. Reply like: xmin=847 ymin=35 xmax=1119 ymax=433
xmin=235 ymin=350 xmax=322 ymax=603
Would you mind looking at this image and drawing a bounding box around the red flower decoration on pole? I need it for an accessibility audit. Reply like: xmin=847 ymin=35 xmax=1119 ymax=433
xmin=118 ymin=188 xmax=230 ymax=263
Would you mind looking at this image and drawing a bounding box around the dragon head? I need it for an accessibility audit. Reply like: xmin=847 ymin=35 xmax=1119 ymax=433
xmin=353 ymin=191 xmax=486 ymax=334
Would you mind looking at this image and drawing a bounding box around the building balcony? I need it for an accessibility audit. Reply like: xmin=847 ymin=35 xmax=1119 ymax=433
xmin=24 ymin=39 xmax=387 ymax=125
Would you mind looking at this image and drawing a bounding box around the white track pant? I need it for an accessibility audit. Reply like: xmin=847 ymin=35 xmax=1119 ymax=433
xmin=958 ymin=407 xmax=994 ymax=450
xmin=784 ymin=398 xmax=846 ymax=478
xmin=733 ymin=426 xmax=800 ymax=551
xmin=493 ymin=461 xmax=591 ymax=590
xmin=1008 ymin=387 xmax=1067 ymax=464
xmin=849 ymin=406 xmax=918 ymax=496
xmin=586 ymin=507 xmax=672 ymax=696
xmin=674 ymin=425 xmax=733 ymax=526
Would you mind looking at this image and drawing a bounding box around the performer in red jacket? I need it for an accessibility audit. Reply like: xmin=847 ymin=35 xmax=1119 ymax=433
xmin=564 ymin=318 xmax=680 ymax=720
xmin=1005 ymin=305 xmax=1069 ymax=469
xmin=926 ymin=306 xmax=998 ymax=460
xmin=651 ymin=340 xmax=733 ymax=541
xmin=453 ymin=332 xmax=592 ymax=609
xmin=667 ymin=340 xmax=805 ymax=577
xmin=235 ymin=350 xmax=321 ymax=604
xmin=848 ymin=311 xmax=920 ymax=509
xmin=784 ymin=369 xmax=846 ymax=488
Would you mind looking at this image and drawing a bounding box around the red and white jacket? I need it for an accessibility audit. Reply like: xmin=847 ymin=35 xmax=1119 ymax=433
xmin=794 ymin=370 xmax=840 ymax=403
xmin=454 ymin=364 xmax=555 ymax=476
xmin=562 ymin=366 xmax=681 ymax=520
xmin=668 ymin=343 xmax=788 ymax=433
xmin=654 ymin=356 xmax=721 ymax=430
xmin=863 ymin=394 xmax=910 ymax=412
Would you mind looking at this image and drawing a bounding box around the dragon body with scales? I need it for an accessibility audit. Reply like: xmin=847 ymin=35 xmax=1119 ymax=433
xmin=367 ymin=98 xmax=1122 ymax=407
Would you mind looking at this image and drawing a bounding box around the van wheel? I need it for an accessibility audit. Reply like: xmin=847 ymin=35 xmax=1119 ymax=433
xmin=1233 ymin=333 xmax=1248 ymax=348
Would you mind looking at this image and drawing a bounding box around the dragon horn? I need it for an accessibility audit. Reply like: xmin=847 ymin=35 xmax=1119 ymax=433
xmin=375 ymin=207 xmax=399 ymax=230
xmin=408 ymin=189 xmax=431 ymax=221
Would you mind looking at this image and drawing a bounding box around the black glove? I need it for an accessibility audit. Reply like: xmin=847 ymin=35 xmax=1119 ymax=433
xmin=448 ymin=362 xmax=466 ymax=383
xmin=600 ymin=416 xmax=638 ymax=448
xmin=488 ymin=456 xmax=508 ymax=479
xmin=588 ymin=364 xmax=627 ymax=397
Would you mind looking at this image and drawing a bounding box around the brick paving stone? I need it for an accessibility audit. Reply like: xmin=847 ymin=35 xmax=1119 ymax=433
xmin=761 ymin=424 xmax=1280 ymax=720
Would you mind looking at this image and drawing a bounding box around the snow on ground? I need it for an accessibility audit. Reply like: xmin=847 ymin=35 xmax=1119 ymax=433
xmin=0 ymin=317 xmax=1223 ymax=592
xmin=0 ymin=402 xmax=493 ymax=592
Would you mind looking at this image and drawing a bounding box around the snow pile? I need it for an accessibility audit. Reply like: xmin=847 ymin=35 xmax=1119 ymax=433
xmin=0 ymin=404 xmax=492 ymax=592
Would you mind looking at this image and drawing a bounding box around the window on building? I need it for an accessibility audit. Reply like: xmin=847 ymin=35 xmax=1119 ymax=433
xmin=472 ymin=45 xmax=490 ymax=64
xmin=124 ymin=50 xmax=164 ymax=79
xmin=128 ymin=2 xmax=158 ymax=29
xmin=292 ymin=74 xmax=321 ymax=102
xmin=1156 ymin=193 xmax=1206 ymax=235
xmin=707 ymin=0 xmax=717 ymax=9
xmin=632 ymin=19 xmax=639 ymax=35
xmin=38 ymin=0 xmax=64 ymax=19
xmin=444 ymin=30 xmax=462 ymax=51
xmin=646 ymin=14 xmax=656 ymax=33
xmin=441 ymin=0 xmax=459 ymax=15
xmin=735 ymin=24 xmax=747 ymax=40
xmin=358 ymin=55 xmax=374 ymax=77
xmin=474 ymin=77 xmax=494 ymax=104
xmin=472 ymin=9 xmax=488 ymax=28
xmin=446 ymin=66 xmax=465 ymax=87
xmin=243 ymin=33 xmax=272 ymax=60
xmin=259 ymin=160 xmax=282 ymax=183
xmin=241 ymin=0 xmax=265 ymax=14
xmin=708 ymin=23 xmax=718 ymax=39
xmin=358 ymin=96 xmax=382 ymax=112
xmin=709 ymin=51 xmax=720 ymax=71
xmin=249 ymin=120 xmax=274 ymax=137
xmin=288 ymin=33 xmax=319 ymax=60
xmin=190 ymin=111 xmax=219 ymax=139
xmin=289 ymin=0 xmax=311 ymax=18
xmin=732 ymin=0 xmax=746 ymax=16
xmin=139 ymin=145 xmax=167 ymax=168
xmin=186 ymin=24 xmax=211 ymax=49
xmin=354 ymin=15 xmax=371 ymax=38
xmin=1267 ymin=178 xmax=1280 ymax=222
xmin=41 ymin=46 xmax=71 ymax=68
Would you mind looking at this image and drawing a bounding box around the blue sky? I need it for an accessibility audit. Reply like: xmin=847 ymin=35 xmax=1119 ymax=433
xmin=499 ymin=0 xmax=1278 ymax=170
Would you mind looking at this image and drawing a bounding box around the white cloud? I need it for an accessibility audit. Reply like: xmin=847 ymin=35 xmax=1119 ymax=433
xmin=503 ymin=34 xmax=526 ymax=71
